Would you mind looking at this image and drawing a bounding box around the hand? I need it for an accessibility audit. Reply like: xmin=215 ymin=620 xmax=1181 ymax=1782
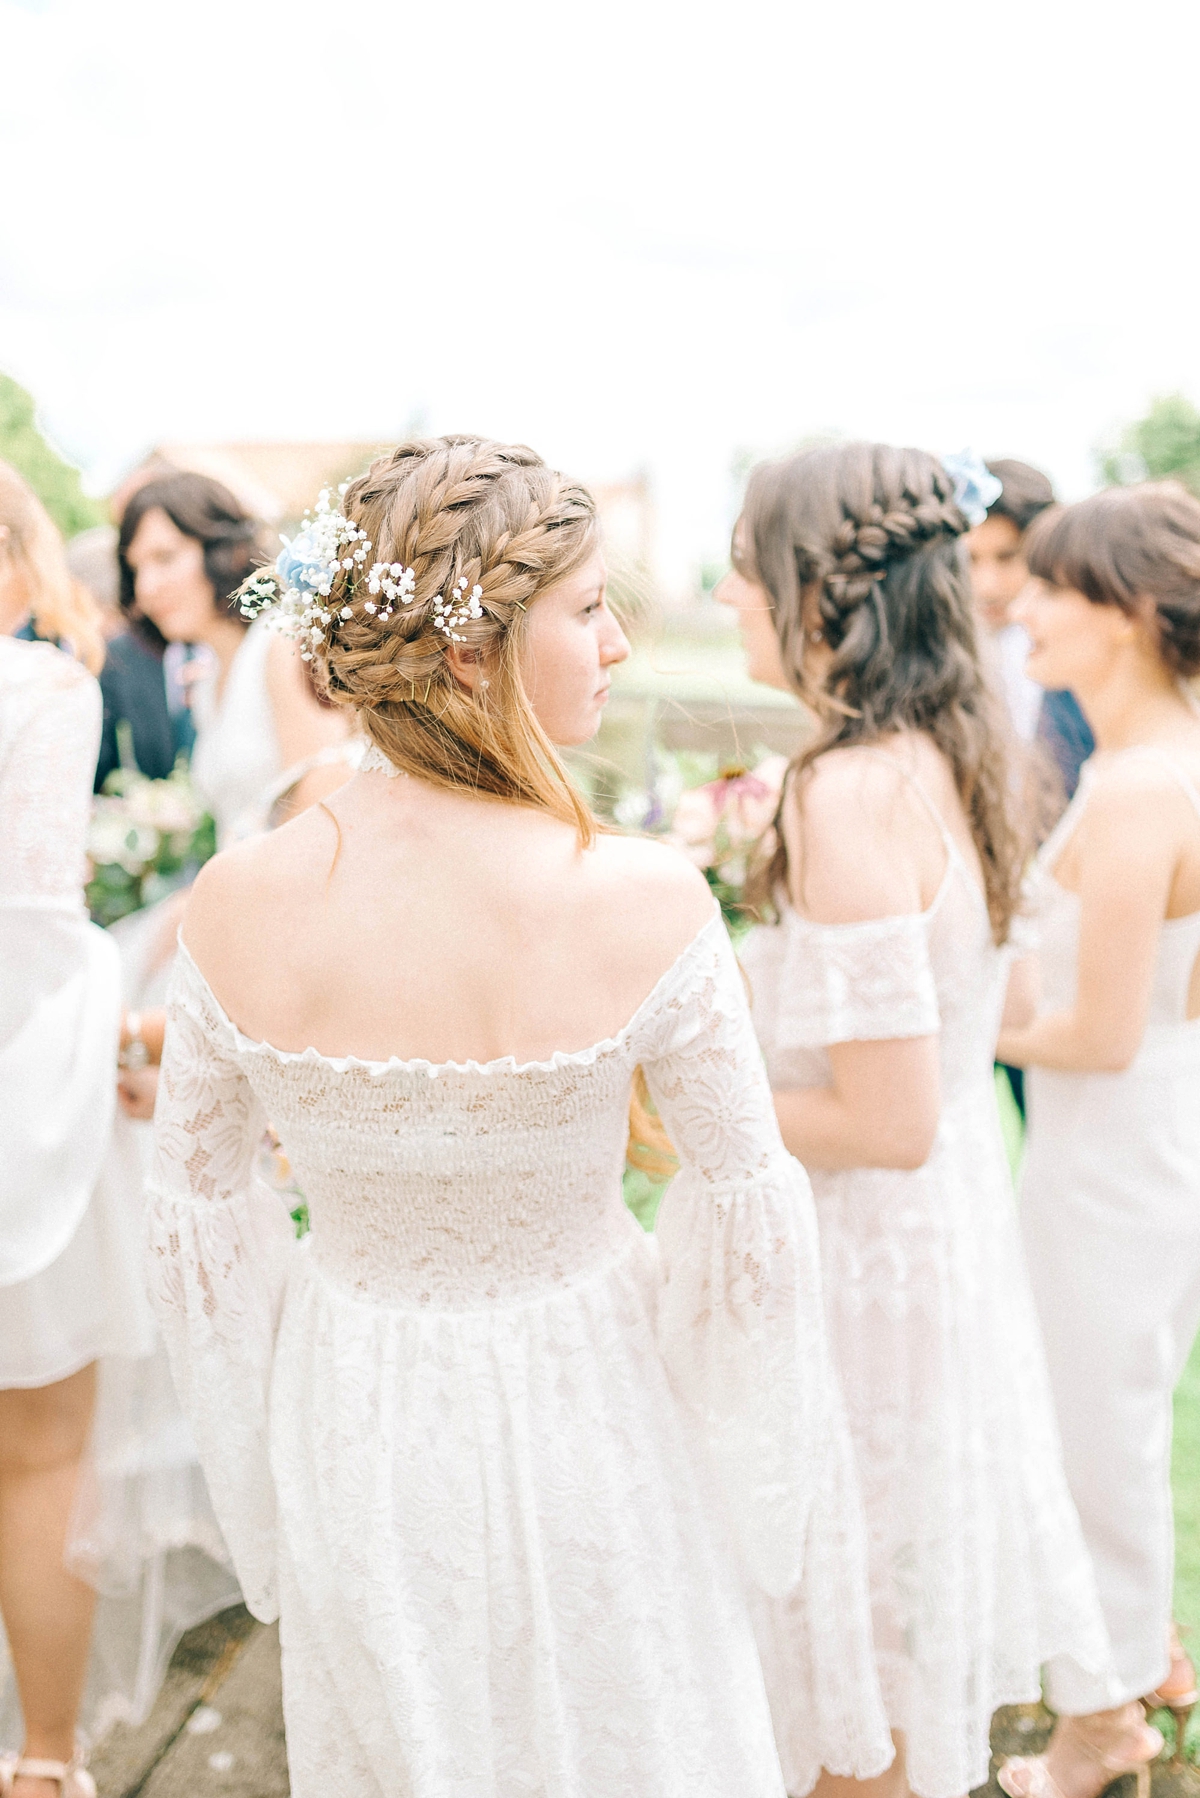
xmin=117 ymin=1065 xmax=159 ymax=1120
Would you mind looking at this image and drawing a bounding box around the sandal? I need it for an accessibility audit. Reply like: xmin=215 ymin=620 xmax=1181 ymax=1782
xmin=0 ymin=1752 xmax=96 ymax=1796
xmin=998 ymin=1706 xmax=1164 ymax=1798
xmin=1143 ymin=1623 xmax=1198 ymax=1765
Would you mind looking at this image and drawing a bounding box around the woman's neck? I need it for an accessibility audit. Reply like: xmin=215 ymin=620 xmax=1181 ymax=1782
xmin=198 ymin=613 xmax=249 ymax=691
xmin=1075 ymin=655 xmax=1192 ymax=750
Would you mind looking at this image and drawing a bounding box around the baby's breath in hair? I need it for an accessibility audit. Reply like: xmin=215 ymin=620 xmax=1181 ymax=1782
xmin=239 ymin=484 xmax=497 ymax=657
xmin=239 ymin=487 xmax=374 ymax=661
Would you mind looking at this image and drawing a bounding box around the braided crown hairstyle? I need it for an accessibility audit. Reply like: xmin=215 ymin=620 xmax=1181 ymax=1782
xmin=741 ymin=441 xmax=1025 ymax=943
xmin=314 ymin=435 xmax=598 ymax=839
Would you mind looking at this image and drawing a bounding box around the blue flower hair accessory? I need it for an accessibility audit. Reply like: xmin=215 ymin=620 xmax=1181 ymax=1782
xmin=240 ymin=484 xmax=491 ymax=657
xmin=941 ymin=449 xmax=1003 ymax=528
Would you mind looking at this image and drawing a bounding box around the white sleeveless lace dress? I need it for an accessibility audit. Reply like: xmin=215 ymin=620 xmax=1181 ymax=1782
xmin=147 ymin=909 xmax=892 ymax=1798
xmin=1022 ymin=749 xmax=1200 ymax=1715
xmin=740 ymin=767 xmax=1109 ymax=1798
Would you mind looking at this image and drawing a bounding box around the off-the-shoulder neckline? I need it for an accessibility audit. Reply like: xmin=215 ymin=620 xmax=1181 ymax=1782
xmin=772 ymin=850 xmax=961 ymax=937
xmin=175 ymin=904 xmax=725 ymax=1076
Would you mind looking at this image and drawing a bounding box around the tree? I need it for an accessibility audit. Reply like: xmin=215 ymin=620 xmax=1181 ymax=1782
xmin=1100 ymin=393 xmax=1200 ymax=496
xmin=0 ymin=373 xmax=104 ymax=537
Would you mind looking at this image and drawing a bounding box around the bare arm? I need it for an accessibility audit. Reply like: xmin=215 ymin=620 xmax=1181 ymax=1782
xmin=771 ymin=754 xmax=944 ymax=1173
xmin=996 ymin=772 xmax=1175 ymax=1072
xmin=775 ymin=1036 xmax=941 ymax=1171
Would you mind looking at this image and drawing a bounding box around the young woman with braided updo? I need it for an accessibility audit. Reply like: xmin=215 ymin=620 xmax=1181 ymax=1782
xmin=717 ymin=442 xmax=1108 ymax=1798
xmin=145 ymin=436 xmax=888 ymax=1798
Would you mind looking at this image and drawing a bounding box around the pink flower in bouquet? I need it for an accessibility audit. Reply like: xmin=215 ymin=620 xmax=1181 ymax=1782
xmin=668 ymin=755 xmax=787 ymax=881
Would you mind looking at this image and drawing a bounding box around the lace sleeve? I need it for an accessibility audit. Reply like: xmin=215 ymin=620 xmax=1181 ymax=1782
xmin=639 ymin=916 xmax=831 ymax=1597
xmin=776 ymin=910 xmax=940 ymax=1046
xmin=146 ymin=950 xmax=297 ymax=1621
xmin=0 ymin=647 xmax=100 ymax=903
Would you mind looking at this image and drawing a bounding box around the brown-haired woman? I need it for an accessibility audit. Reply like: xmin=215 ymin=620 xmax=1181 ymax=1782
xmin=0 ymin=465 xmax=154 ymax=1796
xmin=717 ymin=442 xmax=1108 ymax=1798
xmin=143 ymin=436 xmax=887 ymax=1797
xmin=995 ymin=482 xmax=1200 ymax=1798
xmin=118 ymin=471 xmax=355 ymax=847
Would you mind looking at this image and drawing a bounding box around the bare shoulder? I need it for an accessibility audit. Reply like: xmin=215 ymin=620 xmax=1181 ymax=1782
xmin=182 ymin=806 xmax=335 ymax=973
xmin=784 ymin=746 xmax=926 ymax=921
xmin=789 ymin=743 xmax=910 ymax=832
xmin=1082 ymin=750 xmax=1200 ymax=840
xmin=583 ymin=831 xmax=717 ymax=968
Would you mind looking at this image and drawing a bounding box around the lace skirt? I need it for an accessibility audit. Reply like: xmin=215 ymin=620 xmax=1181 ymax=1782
xmin=260 ymin=1229 xmax=888 ymax=1798
xmin=762 ymin=1083 xmax=1109 ymax=1798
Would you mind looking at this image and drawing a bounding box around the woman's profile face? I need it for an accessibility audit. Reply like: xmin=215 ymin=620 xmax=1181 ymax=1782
xmin=125 ymin=506 xmax=218 ymax=642
xmin=714 ymin=520 xmax=789 ymax=690
xmin=518 ymin=547 xmax=630 ymax=746
xmin=1012 ymin=577 xmax=1138 ymax=693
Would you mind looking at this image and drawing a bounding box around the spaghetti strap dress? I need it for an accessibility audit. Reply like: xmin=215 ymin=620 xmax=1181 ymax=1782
xmin=1022 ymin=748 xmax=1200 ymax=1713
xmin=741 ymin=757 xmax=1109 ymax=1798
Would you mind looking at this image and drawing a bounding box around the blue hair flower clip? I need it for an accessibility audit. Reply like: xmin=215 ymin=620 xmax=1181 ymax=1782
xmin=941 ymin=449 xmax=1003 ymax=527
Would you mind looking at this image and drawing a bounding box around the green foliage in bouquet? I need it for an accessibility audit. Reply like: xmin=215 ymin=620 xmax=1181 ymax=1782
xmin=616 ymin=747 xmax=788 ymax=936
xmin=87 ymin=760 xmax=216 ymax=926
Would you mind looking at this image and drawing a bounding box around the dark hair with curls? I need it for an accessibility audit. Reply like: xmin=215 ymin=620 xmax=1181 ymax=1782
xmin=266 ymin=436 xmax=599 ymax=840
xmin=741 ymin=441 xmax=1025 ymax=943
xmin=984 ymin=458 xmax=1056 ymax=535
xmin=118 ymin=471 xmax=262 ymax=653
xmin=1025 ymin=481 xmax=1200 ymax=679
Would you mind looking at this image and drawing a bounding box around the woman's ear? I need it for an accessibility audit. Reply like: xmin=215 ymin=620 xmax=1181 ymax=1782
xmin=443 ymin=639 xmax=488 ymax=694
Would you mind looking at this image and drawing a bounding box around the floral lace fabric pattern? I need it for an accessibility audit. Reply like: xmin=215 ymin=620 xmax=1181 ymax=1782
xmin=0 ymin=638 xmax=98 ymax=906
xmin=741 ymin=848 xmax=1110 ymax=1798
xmin=147 ymin=913 xmax=890 ymax=1798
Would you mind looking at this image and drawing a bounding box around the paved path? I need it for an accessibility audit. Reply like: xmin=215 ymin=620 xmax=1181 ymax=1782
xmin=90 ymin=1609 xmax=1200 ymax=1798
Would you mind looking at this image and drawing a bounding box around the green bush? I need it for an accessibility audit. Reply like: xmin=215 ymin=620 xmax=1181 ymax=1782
xmin=0 ymin=372 xmax=105 ymax=537
xmin=1101 ymin=393 xmax=1200 ymax=496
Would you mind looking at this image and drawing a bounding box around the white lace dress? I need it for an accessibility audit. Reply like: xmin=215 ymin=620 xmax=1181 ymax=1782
xmin=147 ymin=910 xmax=891 ymax=1798
xmin=741 ymin=785 xmax=1109 ymax=1798
xmin=0 ymin=638 xmax=152 ymax=1374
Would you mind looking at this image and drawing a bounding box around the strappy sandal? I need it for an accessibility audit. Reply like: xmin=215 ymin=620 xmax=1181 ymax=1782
xmin=1143 ymin=1623 xmax=1198 ymax=1765
xmin=997 ymin=1706 xmax=1164 ymax=1798
xmin=0 ymin=1751 xmax=96 ymax=1796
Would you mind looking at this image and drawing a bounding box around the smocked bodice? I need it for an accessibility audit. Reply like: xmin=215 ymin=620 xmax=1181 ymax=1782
xmin=213 ymin=991 xmax=642 ymax=1310
xmin=164 ymin=916 xmax=791 ymax=1312
xmin=1030 ymin=753 xmax=1200 ymax=1035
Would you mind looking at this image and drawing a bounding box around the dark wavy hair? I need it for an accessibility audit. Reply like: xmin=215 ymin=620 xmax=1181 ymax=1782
xmin=984 ymin=458 xmax=1056 ymax=535
xmin=1026 ymin=481 xmax=1200 ymax=679
xmin=117 ymin=471 xmax=261 ymax=652
xmin=741 ymin=441 xmax=1025 ymax=944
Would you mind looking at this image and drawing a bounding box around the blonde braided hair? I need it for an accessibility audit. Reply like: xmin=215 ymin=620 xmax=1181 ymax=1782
xmin=312 ymin=436 xmax=598 ymax=838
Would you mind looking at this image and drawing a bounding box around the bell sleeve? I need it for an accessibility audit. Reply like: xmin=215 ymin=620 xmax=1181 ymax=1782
xmin=641 ymin=915 xmax=832 ymax=1598
xmin=145 ymin=948 xmax=297 ymax=1621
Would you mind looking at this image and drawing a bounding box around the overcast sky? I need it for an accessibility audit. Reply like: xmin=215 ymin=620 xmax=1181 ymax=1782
xmin=3 ymin=0 xmax=1199 ymax=590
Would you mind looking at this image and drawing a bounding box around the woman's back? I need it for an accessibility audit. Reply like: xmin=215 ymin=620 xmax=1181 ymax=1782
xmin=185 ymin=756 xmax=714 ymax=1068
xmin=745 ymin=737 xmax=1005 ymax=1107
